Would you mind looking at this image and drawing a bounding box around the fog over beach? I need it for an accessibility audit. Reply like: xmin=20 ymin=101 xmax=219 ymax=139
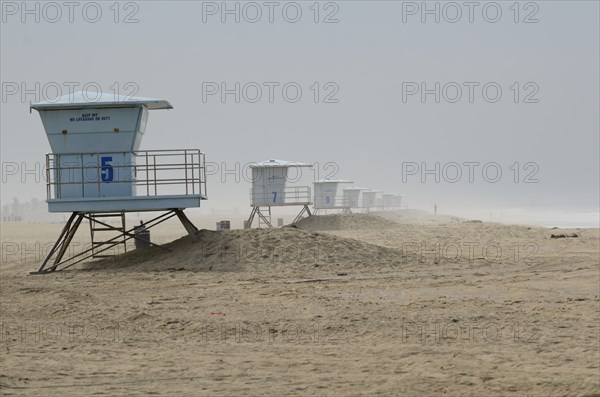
xmin=1 ymin=1 xmax=598 ymax=396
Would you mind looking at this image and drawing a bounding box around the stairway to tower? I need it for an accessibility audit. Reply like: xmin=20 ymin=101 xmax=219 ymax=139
xmin=88 ymin=212 xmax=128 ymax=258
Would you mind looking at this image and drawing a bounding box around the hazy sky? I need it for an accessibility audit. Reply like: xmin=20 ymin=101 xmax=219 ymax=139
xmin=1 ymin=1 xmax=598 ymax=217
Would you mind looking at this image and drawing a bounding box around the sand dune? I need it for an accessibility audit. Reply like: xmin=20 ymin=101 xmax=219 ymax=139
xmin=83 ymin=227 xmax=410 ymax=276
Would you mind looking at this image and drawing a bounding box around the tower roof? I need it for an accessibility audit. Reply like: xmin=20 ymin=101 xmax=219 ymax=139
xmin=314 ymin=179 xmax=354 ymax=184
xmin=251 ymin=159 xmax=312 ymax=168
xmin=31 ymin=91 xmax=173 ymax=111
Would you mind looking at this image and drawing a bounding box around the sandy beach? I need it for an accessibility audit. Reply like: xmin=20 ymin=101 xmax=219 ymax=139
xmin=1 ymin=211 xmax=598 ymax=396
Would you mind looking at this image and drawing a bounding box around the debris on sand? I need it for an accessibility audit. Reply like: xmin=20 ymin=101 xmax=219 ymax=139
xmin=550 ymin=233 xmax=579 ymax=239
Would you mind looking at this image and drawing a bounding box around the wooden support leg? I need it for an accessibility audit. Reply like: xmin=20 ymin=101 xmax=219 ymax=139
xmin=49 ymin=214 xmax=84 ymax=272
xmin=175 ymin=209 xmax=199 ymax=241
xmin=256 ymin=208 xmax=272 ymax=228
xmin=32 ymin=212 xmax=83 ymax=274
xmin=292 ymin=205 xmax=312 ymax=224
xmin=246 ymin=207 xmax=257 ymax=229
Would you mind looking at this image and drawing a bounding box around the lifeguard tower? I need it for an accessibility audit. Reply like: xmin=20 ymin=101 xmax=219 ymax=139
xmin=392 ymin=195 xmax=404 ymax=209
xmin=246 ymin=159 xmax=312 ymax=228
xmin=360 ymin=190 xmax=382 ymax=212
xmin=382 ymin=193 xmax=396 ymax=210
xmin=31 ymin=91 xmax=207 ymax=273
xmin=313 ymin=179 xmax=353 ymax=215
xmin=341 ymin=187 xmax=366 ymax=214
xmin=380 ymin=193 xmax=404 ymax=210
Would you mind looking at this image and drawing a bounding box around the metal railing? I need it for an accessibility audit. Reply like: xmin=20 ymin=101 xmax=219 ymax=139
xmin=313 ymin=196 xmax=353 ymax=209
xmin=314 ymin=196 xmax=405 ymax=210
xmin=250 ymin=186 xmax=312 ymax=206
xmin=46 ymin=149 xmax=207 ymax=200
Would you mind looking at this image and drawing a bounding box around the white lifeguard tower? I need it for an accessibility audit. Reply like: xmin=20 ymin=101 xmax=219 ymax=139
xmin=360 ymin=190 xmax=382 ymax=212
xmin=342 ymin=187 xmax=367 ymax=214
xmin=246 ymin=159 xmax=312 ymax=228
xmin=381 ymin=193 xmax=404 ymax=210
xmin=381 ymin=193 xmax=396 ymax=210
xmin=313 ymin=179 xmax=353 ymax=214
xmin=31 ymin=91 xmax=207 ymax=273
xmin=392 ymin=195 xmax=404 ymax=209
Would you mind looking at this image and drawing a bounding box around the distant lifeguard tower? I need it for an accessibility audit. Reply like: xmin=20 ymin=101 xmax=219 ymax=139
xmin=381 ymin=193 xmax=404 ymax=210
xmin=341 ymin=187 xmax=367 ymax=214
xmin=360 ymin=190 xmax=382 ymax=212
xmin=313 ymin=179 xmax=353 ymax=215
xmin=392 ymin=195 xmax=404 ymax=209
xmin=381 ymin=193 xmax=396 ymax=210
xmin=31 ymin=91 xmax=207 ymax=273
xmin=246 ymin=159 xmax=312 ymax=228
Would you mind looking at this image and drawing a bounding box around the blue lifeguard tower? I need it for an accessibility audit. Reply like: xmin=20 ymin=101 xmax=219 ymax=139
xmin=31 ymin=91 xmax=207 ymax=273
